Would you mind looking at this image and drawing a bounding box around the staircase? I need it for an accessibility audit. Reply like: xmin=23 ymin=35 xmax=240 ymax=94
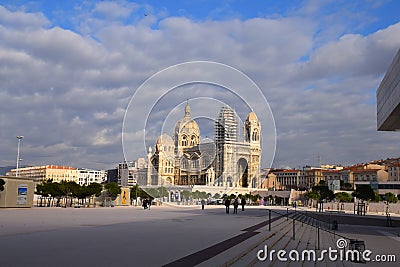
xmin=198 ymin=208 xmax=359 ymax=267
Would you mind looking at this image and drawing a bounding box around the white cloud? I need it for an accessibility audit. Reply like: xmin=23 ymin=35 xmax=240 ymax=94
xmin=0 ymin=6 xmax=49 ymax=29
xmin=1 ymin=4 xmax=400 ymax=170
xmin=93 ymin=1 xmax=137 ymax=20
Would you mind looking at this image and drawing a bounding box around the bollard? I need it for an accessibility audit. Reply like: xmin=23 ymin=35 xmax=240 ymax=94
xmin=293 ymin=219 xmax=295 ymax=240
xmin=317 ymin=222 xmax=320 ymax=250
xmin=332 ymin=220 xmax=338 ymax=230
xmin=269 ymin=210 xmax=271 ymax=231
xmin=287 ymin=207 xmax=289 ymax=221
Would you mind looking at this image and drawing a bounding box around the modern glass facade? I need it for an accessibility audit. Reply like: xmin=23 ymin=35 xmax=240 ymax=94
xmin=377 ymin=49 xmax=400 ymax=131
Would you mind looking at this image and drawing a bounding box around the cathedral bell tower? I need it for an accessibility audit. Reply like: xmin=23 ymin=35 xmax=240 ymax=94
xmin=244 ymin=112 xmax=261 ymax=188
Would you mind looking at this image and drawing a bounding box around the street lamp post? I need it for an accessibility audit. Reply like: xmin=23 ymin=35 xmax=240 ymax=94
xmin=16 ymin=136 xmax=23 ymax=177
xmin=135 ymin=182 xmax=138 ymax=206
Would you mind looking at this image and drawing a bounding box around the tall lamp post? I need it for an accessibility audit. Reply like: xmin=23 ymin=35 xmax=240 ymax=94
xmin=16 ymin=136 xmax=24 ymax=177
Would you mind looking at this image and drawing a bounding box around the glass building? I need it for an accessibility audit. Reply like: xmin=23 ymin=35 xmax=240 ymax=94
xmin=377 ymin=49 xmax=400 ymax=131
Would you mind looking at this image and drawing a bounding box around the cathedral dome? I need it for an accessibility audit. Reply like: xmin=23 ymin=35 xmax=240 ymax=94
xmin=174 ymin=102 xmax=200 ymax=149
xmin=156 ymin=133 xmax=174 ymax=153
xmin=174 ymin=102 xmax=200 ymax=136
xmin=156 ymin=133 xmax=174 ymax=146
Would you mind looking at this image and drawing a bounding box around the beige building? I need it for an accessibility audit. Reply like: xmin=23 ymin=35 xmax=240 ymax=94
xmin=272 ymin=169 xmax=301 ymax=190
xmin=341 ymin=164 xmax=388 ymax=185
xmin=388 ymin=163 xmax=400 ymax=181
xmin=0 ymin=176 xmax=34 ymax=208
xmin=148 ymin=103 xmax=261 ymax=188
xmin=300 ymin=167 xmax=323 ymax=189
xmin=7 ymin=165 xmax=78 ymax=184
xmin=262 ymin=172 xmax=282 ymax=190
xmin=353 ymin=169 xmax=388 ymax=183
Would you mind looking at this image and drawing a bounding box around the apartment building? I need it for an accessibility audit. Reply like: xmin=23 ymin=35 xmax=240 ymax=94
xmin=118 ymin=158 xmax=148 ymax=186
xmin=7 ymin=165 xmax=78 ymax=184
xmin=300 ymin=167 xmax=323 ymax=189
xmin=387 ymin=163 xmax=400 ymax=181
xmin=272 ymin=169 xmax=301 ymax=190
xmin=77 ymin=169 xmax=106 ymax=186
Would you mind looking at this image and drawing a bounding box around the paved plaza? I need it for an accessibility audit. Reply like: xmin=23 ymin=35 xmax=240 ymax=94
xmin=0 ymin=205 xmax=399 ymax=267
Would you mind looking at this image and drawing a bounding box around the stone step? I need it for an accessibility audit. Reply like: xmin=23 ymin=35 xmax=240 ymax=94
xmin=226 ymin=216 xmax=295 ymax=267
xmin=249 ymin=218 xmax=312 ymax=266
xmin=196 ymin=215 xmax=292 ymax=267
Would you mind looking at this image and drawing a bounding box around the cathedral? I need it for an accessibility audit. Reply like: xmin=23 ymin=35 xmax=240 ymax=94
xmin=147 ymin=102 xmax=261 ymax=189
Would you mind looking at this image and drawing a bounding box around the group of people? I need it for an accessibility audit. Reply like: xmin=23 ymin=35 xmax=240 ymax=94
xmin=199 ymin=197 xmax=246 ymax=214
xmin=225 ymin=197 xmax=246 ymax=214
xmin=142 ymin=198 xmax=152 ymax=210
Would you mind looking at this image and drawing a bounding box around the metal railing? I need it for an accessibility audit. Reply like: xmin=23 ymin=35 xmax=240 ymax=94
xmin=266 ymin=206 xmax=353 ymax=250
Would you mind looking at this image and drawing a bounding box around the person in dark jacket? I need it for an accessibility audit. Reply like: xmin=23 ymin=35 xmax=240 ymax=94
xmin=233 ymin=198 xmax=239 ymax=214
xmin=224 ymin=198 xmax=230 ymax=214
xmin=241 ymin=197 xmax=246 ymax=211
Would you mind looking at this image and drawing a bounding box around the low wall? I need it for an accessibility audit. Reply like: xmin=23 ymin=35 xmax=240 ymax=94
xmin=321 ymin=201 xmax=400 ymax=215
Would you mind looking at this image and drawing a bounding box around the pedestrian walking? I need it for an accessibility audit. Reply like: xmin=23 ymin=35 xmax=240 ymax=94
xmin=225 ymin=198 xmax=230 ymax=214
xmin=241 ymin=197 xmax=246 ymax=211
xmin=233 ymin=198 xmax=239 ymax=214
xmin=148 ymin=198 xmax=152 ymax=210
xmin=201 ymin=199 xmax=206 ymax=210
xmin=142 ymin=198 xmax=148 ymax=209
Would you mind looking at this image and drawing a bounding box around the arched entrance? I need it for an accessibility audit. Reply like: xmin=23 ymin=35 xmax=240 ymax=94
xmin=238 ymin=158 xmax=248 ymax=188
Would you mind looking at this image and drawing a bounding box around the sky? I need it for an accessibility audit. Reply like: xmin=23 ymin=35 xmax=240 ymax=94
xmin=1 ymin=0 xmax=400 ymax=170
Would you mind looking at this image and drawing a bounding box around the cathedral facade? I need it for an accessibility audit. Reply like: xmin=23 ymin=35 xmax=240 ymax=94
xmin=147 ymin=102 xmax=261 ymax=189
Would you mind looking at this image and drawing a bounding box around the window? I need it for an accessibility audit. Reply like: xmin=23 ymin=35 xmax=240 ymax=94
xmin=181 ymin=135 xmax=187 ymax=146
xmin=190 ymin=135 xmax=196 ymax=146
xmin=252 ymin=129 xmax=259 ymax=141
xmin=182 ymin=160 xmax=187 ymax=169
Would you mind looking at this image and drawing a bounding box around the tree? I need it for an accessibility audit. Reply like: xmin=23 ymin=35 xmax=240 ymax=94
xmin=157 ymin=186 xmax=168 ymax=198
xmin=181 ymin=190 xmax=191 ymax=201
xmin=385 ymin=192 xmax=398 ymax=203
xmin=253 ymin=194 xmax=262 ymax=202
xmin=192 ymin=190 xmax=201 ymax=200
xmin=60 ymin=181 xmax=80 ymax=207
xmin=213 ymin=193 xmax=221 ymax=199
xmin=372 ymin=193 xmax=381 ymax=202
xmin=48 ymin=182 xmax=64 ymax=206
xmin=130 ymin=185 xmax=141 ymax=201
xmin=87 ymin=183 xmax=103 ymax=197
xmin=105 ymin=182 xmax=121 ymax=199
xmin=146 ymin=188 xmax=160 ymax=198
xmin=335 ymin=192 xmax=352 ymax=202
xmin=352 ymin=185 xmax=375 ymax=201
xmin=339 ymin=180 xmax=352 ymax=190
xmin=306 ymin=190 xmax=320 ymax=201
xmin=309 ymin=185 xmax=334 ymax=201
xmin=199 ymin=191 xmax=208 ymax=199
xmin=0 ymin=178 xmax=5 ymax=192
xmin=75 ymin=185 xmax=90 ymax=205
xmin=36 ymin=179 xmax=63 ymax=207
